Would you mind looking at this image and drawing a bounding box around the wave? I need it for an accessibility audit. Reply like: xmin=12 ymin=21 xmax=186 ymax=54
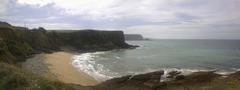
xmin=72 ymin=52 xmax=119 ymax=81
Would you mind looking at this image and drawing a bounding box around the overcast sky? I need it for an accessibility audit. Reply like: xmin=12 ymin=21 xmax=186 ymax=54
xmin=0 ymin=0 xmax=240 ymax=39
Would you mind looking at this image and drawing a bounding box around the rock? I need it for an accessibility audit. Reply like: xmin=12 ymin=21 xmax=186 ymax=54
xmin=130 ymin=71 xmax=164 ymax=82
xmin=149 ymin=70 xmax=165 ymax=75
xmin=151 ymin=75 xmax=161 ymax=79
xmin=167 ymin=71 xmax=181 ymax=78
xmin=144 ymin=80 xmax=167 ymax=89
xmin=131 ymin=74 xmax=152 ymax=81
xmin=126 ymin=71 xmax=165 ymax=88
xmin=109 ymin=75 xmax=132 ymax=84
xmin=183 ymin=71 xmax=221 ymax=83
xmin=175 ymin=75 xmax=185 ymax=80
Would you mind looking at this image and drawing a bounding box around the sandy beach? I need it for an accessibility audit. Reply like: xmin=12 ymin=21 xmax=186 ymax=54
xmin=24 ymin=52 xmax=99 ymax=86
xmin=44 ymin=52 xmax=99 ymax=86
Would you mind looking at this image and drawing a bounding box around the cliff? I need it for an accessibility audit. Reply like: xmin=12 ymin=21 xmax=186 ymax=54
xmin=0 ymin=21 xmax=135 ymax=63
xmin=0 ymin=21 xmax=137 ymax=89
xmin=56 ymin=30 xmax=134 ymax=51
xmin=125 ymin=34 xmax=144 ymax=40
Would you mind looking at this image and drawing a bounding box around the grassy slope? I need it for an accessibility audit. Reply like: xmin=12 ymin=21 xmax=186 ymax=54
xmin=0 ymin=26 xmax=59 ymax=63
xmin=0 ymin=63 xmax=76 ymax=90
xmin=0 ymin=22 xmax=85 ymax=90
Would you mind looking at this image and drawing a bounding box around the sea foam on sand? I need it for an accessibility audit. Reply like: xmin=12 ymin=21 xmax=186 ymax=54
xmin=72 ymin=52 xmax=119 ymax=81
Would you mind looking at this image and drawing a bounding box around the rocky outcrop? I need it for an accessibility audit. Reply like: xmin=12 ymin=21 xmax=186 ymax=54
xmin=96 ymin=71 xmax=240 ymax=90
xmin=97 ymin=70 xmax=164 ymax=89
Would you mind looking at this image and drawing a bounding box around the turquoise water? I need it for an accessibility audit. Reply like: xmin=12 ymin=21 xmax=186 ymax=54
xmin=72 ymin=39 xmax=240 ymax=81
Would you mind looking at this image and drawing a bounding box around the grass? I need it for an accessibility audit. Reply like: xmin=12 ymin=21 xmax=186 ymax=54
xmin=0 ymin=62 xmax=76 ymax=90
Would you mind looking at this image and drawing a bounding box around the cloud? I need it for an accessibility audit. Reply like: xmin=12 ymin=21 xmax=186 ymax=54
xmin=15 ymin=0 xmax=185 ymax=21
xmin=15 ymin=0 xmax=240 ymax=23
xmin=0 ymin=0 xmax=9 ymax=18
xmin=16 ymin=0 xmax=53 ymax=7
xmin=5 ymin=0 xmax=240 ymax=39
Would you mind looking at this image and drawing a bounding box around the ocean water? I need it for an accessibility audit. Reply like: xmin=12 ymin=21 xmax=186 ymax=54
xmin=72 ymin=39 xmax=240 ymax=81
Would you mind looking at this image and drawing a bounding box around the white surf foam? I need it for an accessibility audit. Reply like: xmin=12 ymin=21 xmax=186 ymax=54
xmin=126 ymin=67 xmax=240 ymax=81
xmin=72 ymin=52 xmax=119 ymax=81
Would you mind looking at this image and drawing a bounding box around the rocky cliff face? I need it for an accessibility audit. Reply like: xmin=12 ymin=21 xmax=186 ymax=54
xmin=0 ymin=21 xmax=136 ymax=63
xmin=57 ymin=30 xmax=134 ymax=51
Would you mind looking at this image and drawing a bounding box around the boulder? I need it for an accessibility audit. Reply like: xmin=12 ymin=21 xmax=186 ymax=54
xmin=167 ymin=71 xmax=181 ymax=78
xmin=175 ymin=75 xmax=185 ymax=80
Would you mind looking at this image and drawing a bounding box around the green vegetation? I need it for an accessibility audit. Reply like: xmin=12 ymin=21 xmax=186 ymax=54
xmin=0 ymin=26 xmax=54 ymax=63
xmin=0 ymin=22 xmax=80 ymax=90
xmin=0 ymin=63 xmax=75 ymax=90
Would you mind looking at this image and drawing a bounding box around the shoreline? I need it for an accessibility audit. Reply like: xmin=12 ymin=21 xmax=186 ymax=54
xmin=23 ymin=51 xmax=99 ymax=86
xmin=22 ymin=51 xmax=240 ymax=89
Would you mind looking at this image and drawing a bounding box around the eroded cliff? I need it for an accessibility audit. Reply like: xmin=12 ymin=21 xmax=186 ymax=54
xmin=0 ymin=21 xmax=135 ymax=63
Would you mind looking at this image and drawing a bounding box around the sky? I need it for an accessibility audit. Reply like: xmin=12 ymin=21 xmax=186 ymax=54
xmin=0 ymin=0 xmax=240 ymax=39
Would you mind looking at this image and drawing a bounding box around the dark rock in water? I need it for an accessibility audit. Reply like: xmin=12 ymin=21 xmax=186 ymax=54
xmin=167 ymin=71 xmax=181 ymax=78
xmin=168 ymin=71 xmax=181 ymax=76
xmin=180 ymin=71 xmax=221 ymax=83
xmin=107 ymin=75 xmax=132 ymax=84
xmin=98 ymin=71 xmax=225 ymax=90
xmin=175 ymin=75 xmax=185 ymax=80
xmin=130 ymin=71 xmax=164 ymax=82
xmin=98 ymin=70 xmax=164 ymax=89
xmin=150 ymin=70 xmax=165 ymax=75
xmin=130 ymin=74 xmax=153 ymax=81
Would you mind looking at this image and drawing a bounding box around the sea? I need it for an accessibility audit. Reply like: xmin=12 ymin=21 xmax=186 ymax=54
xmin=71 ymin=39 xmax=240 ymax=81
